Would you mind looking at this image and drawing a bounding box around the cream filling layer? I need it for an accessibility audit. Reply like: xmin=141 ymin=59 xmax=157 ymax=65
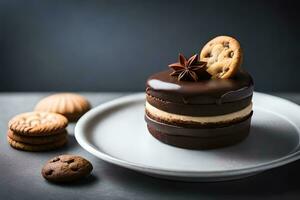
xmin=145 ymin=101 xmax=252 ymax=124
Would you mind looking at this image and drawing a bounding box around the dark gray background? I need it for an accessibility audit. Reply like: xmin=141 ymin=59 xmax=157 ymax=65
xmin=0 ymin=0 xmax=299 ymax=92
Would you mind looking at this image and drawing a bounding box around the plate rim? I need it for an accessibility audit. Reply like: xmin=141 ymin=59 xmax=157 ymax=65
xmin=75 ymin=92 xmax=300 ymax=178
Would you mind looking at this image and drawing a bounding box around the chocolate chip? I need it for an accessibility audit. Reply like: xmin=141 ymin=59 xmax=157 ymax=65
xmin=229 ymin=51 xmax=234 ymax=58
xmin=62 ymin=158 xmax=75 ymax=164
xmin=223 ymin=41 xmax=229 ymax=48
xmin=66 ymin=159 xmax=74 ymax=164
xmin=70 ymin=165 xmax=79 ymax=171
xmin=205 ymin=52 xmax=211 ymax=58
xmin=50 ymin=157 xmax=60 ymax=162
xmin=45 ymin=169 xmax=53 ymax=176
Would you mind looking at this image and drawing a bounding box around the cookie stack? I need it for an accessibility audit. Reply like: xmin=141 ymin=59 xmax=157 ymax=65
xmin=7 ymin=112 xmax=68 ymax=151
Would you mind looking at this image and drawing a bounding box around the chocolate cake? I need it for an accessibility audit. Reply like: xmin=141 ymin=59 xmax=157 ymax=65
xmin=145 ymin=36 xmax=254 ymax=149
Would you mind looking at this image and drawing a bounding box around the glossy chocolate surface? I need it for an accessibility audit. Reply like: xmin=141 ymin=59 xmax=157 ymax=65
xmin=146 ymin=69 xmax=254 ymax=104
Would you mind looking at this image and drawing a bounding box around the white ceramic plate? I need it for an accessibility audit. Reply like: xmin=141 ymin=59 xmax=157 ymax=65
xmin=75 ymin=92 xmax=300 ymax=182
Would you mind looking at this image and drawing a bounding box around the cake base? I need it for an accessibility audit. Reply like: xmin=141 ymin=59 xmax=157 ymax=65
xmin=145 ymin=113 xmax=252 ymax=149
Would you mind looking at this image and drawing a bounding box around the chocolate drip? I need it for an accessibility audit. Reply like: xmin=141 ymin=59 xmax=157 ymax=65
xmin=146 ymin=69 xmax=254 ymax=105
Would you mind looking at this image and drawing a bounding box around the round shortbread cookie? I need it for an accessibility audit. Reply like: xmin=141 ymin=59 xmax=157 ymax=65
xmin=7 ymin=129 xmax=67 ymax=145
xmin=8 ymin=111 xmax=68 ymax=136
xmin=7 ymin=136 xmax=67 ymax=152
xmin=200 ymin=36 xmax=243 ymax=79
xmin=35 ymin=93 xmax=91 ymax=122
xmin=42 ymin=155 xmax=93 ymax=182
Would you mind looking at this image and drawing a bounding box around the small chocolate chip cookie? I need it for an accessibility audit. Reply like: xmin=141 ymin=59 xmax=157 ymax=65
xmin=200 ymin=35 xmax=243 ymax=79
xmin=41 ymin=155 xmax=93 ymax=182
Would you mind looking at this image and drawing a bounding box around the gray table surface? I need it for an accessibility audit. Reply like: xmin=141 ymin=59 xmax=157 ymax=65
xmin=1 ymin=92 xmax=300 ymax=200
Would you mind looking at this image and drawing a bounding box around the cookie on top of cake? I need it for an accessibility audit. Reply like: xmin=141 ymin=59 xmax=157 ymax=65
xmin=145 ymin=36 xmax=254 ymax=149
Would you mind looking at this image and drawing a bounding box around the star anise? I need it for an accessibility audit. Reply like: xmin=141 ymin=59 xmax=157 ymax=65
xmin=168 ymin=53 xmax=207 ymax=81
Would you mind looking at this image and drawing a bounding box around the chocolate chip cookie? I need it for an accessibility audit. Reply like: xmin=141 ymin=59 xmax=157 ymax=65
xmin=200 ymin=35 xmax=242 ymax=79
xmin=41 ymin=155 xmax=93 ymax=182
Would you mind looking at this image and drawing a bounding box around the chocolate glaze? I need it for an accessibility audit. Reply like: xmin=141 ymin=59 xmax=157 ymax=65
xmin=145 ymin=114 xmax=252 ymax=149
xmin=147 ymin=94 xmax=252 ymax=116
xmin=146 ymin=69 xmax=254 ymax=105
